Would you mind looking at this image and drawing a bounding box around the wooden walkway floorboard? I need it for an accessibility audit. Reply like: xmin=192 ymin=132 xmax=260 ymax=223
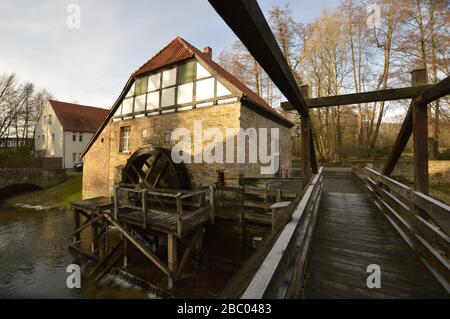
xmin=303 ymin=183 xmax=448 ymax=299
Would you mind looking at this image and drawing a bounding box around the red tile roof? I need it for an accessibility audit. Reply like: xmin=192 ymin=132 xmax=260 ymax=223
xmin=49 ymin=100 xmax=109 ymax=133
xmin=133 ymin=37 xmax=293 ymax=127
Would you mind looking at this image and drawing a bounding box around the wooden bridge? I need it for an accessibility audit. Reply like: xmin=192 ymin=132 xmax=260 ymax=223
xmin=238 ymin=167 xmax=449 ymax=298
xmin=207 ymin=0 xmax=450 ymax=299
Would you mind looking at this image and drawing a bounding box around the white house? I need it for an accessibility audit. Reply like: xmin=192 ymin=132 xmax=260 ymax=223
xmin=34 ymin=99 xmax=109 ymax=168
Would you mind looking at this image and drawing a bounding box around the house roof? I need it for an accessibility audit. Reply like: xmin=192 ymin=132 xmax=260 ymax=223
xmin=49 ymin=100 xmax=109 ymax=133
xmin=133 ymin=37 xmax=293 ymax=127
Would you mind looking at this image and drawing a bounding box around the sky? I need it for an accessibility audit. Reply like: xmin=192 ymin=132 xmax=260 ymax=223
xmin=0 ymin=0 xmax=339 ymax=109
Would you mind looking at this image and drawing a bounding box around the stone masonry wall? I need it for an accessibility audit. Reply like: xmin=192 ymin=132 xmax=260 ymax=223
xmin=82 ymin=102 xmax=292 ymax=198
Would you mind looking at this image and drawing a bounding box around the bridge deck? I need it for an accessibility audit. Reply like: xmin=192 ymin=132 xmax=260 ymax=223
xmin=303 ymin=175 xmax=447 ymax=299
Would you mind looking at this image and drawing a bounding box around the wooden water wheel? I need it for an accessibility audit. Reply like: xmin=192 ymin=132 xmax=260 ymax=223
xmin=122 ymin=147 xmax=190 ymax=190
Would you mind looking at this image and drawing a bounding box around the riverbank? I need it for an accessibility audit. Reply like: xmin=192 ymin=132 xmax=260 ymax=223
xmin=2 ymin=173 xmax=82 ymax=210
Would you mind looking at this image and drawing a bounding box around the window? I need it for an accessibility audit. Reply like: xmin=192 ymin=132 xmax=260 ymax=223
xmin=177 ymin=60 xmax=195 ymax=84
xmin=42 ymin=134 xmax=45 ymax=144
xmin=79 ymin=134 xmax=83 ymax=142
xmin=162 ymin=67 xmax=176 ymax=88
xmin=142 ymin=128 xmax=148 ymax=138
xmin=73 ymin=134 xmax=76 ymax=142
xmin=196 ymin=78 xmax=215 ymax=101
xmin=48 ymin=114 xmax=52 ymax=124
xmin=51 ymin=133 xmax=55 ymax=144
xmin=135 ymin=77 xmax=148 ymax=96
xmin=72 ymin=153 xmax=77 ymax=162
xmin=120 ymin=126 xmax=130 ymax=153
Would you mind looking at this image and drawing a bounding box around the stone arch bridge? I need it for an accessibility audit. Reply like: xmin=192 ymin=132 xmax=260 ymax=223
xmin=0 ymin=168 xmax=67 ymax=194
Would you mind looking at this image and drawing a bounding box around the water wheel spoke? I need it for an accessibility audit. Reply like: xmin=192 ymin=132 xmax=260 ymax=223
xmin=153 ymin=159 xmax=169 ymax=188
xmin=144 ymin=153 xmax=160 ymax=183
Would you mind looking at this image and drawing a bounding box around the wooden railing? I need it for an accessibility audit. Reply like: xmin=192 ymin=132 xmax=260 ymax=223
xmin=241 ymin=167 xmax=323 ymax=298
xmin=113 ymin=184 xmax=214 ymax=237
xmin=361 ymin=167 xmax=450 ymax=293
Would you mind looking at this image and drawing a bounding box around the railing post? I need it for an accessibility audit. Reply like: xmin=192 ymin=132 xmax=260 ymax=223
xmin=209 ymin=185 xmax=216 ymax=223
xmin=114 ymin=184 xmax=119 ymax=220
xmin=176 ymin=193 xmax=182 ymax=237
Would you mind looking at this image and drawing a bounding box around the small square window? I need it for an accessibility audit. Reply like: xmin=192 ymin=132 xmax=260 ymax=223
xmin=142 ymin=128 xmax=148 ymax=138
xmin=147 ymin=91 xmax=160 ymax=110
xmin=73 ymin=134 xmax=76 ymax=142
xmin=161 ymin=87 xmax=175 ymax=107
xmin=162 ymin=67 xmax=176 ymax=88
xmin=148 ymin=73 xmax=161 ymax=91
xmin=135 ymin=77 xmax=148 ymax=96
xmin=79 ymin=134 xmax=83 ymax=142
xmin=51 ymin=133 xmax=55 ymax=144
xmin=177 ymin=60 xmax=195 ymax=84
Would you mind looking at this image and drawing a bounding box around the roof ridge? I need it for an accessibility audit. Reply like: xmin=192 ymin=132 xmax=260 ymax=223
xmin=132 ymin=37 xmax=194 ymax=76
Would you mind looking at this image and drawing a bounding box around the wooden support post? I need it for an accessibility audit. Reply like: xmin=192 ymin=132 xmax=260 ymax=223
xmin=142 ymin=190 xmax=147 ymax=229
xmin=411 ymin=69 xmax=429 ymax=195
xmin=123 ymin=223 xmax=128 ymax=268
xmin=104 ymin=220 xmax=109 ymax=256
xmin=209 ymin=185 xmax=216 ymax=223
xmin=90 ymin=212 xmax=99 ymax=254
xmin=300 ymin=85 xmax=312 ymax=188
xmin=176 ymin=193 xmax=183 ymax=238
xmin=73 ymin=209 xmax=81 ymax=244
xmin=167 ymin=233 xmax=178 ymax=276
xmin=237 ymin=186 xmax=244 ymax=224
xmin=301 ymin=116 xmax=312 ymax=188
xmin=114 ymin=184 xmax=119 ymax=220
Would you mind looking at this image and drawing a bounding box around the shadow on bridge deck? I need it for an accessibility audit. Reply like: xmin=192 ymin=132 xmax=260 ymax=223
xmin=303 ymin=174 xmax=447 ymax=299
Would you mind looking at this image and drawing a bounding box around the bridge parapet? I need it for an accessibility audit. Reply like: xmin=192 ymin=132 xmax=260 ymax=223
xmin=0 ymin=168 xmax=67 ymax=191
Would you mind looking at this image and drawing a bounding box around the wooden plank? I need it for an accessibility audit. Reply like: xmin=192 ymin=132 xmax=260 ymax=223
xmin=383 ymin=104 xmax=412 ymax=176
xmin=301 ymin=116 xmax=311 ymax=188
xmin=413 ymin=99 xmax=429 ymax=194
xmin=415 ymin=76 xmax=450 ymax=105
xmin=208 ymin=0 xmax=309 ymax=117
xmin=280 ymin=85 xmax=432 ymax=110
xmin=104 ymin=214 xmax=171 ymax=277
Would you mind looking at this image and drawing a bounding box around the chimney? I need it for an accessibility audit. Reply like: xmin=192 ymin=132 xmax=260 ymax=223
xmin=203 ymin=46 xmax=213 ymax=59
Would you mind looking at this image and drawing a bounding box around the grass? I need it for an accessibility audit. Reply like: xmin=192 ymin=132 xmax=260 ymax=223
xmin=430 ymin=183 xmax=450 ymax=206
xmin=54 ymin=174 xmax=82 ymax=204
xmin=4 ymin=173 xmax=82 ymax=209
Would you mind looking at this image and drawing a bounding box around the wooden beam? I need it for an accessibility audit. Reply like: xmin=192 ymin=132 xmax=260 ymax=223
xmin=413 ymin=100 xmax=429 ymax=194
xmin=415 ymin=76 xmax=450 ymax=105
xmin=383 ymin=69 xmax=428 ymax=177
xmin=383 ymin=104 xmax=412 ymax=176
xmin=411 ymin=69 xmax=429 ymax=195
xmin=301 ymin=116 xmax=311 ymax=188
xmin=208 ymin=0 xmax=308 ymax=117
xmin=280 ymin=85 xmax=432 ymax=110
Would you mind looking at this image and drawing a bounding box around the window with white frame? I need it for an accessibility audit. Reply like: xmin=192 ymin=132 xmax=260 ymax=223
xmin=120 ymin=126 xmax=130 ymax=153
